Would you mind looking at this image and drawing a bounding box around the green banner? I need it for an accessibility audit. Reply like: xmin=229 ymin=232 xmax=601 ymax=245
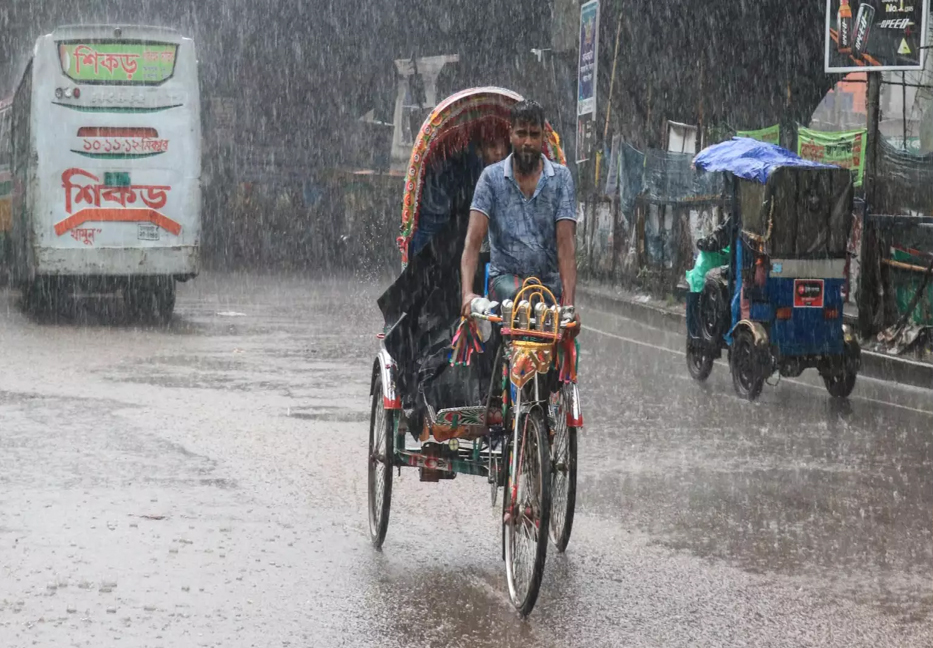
xmin=797 ymin=126 xmax=867 ymax=187
xmin=736 ymin=124 xmax=780 ymax=144
xmin=59 ymin=43 xmax=177 ymax=84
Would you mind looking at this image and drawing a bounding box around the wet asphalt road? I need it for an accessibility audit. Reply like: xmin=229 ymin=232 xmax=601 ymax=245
xmin=1 ymin=272 xmax=930 ymax=648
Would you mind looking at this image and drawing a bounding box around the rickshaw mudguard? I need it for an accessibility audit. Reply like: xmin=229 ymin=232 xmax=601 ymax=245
xmin=729 ymin=319 xmax=769 ymax=346
xmin=566 ymin=382 xmax=583 ymax=428
xmin=372 ymin=349 xmax=401 ymax=410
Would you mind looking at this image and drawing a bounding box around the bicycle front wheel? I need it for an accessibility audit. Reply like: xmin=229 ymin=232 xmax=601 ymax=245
xmin=504 ymin=407 xmax=551 ymax=617
xmin=549 ymin=385 xmax=577 ymax=552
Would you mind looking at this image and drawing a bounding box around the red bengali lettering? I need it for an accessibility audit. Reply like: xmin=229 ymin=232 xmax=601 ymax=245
xmin=139 ymin=186 xmax=169 ymax=210
xmin=62 ymin=168 xmax=101 ymax=214
xmin=119 ymin=54 xmax=139 ymax=79
xmin=61 ymin=168 xmax=171 ymax=215
xmin=73 ymin=45 xmax=100 ymax=75
xmin=100 ymin=186 xmax=138 ymax=208
xmin=99 ymin=53 xmax=121 ymax=75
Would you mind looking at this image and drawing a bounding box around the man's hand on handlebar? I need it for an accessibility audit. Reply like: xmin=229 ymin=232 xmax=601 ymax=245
xmin=461 ymin=292 xmax=481 ymax=318
xmin=563 ymin=307 xmax=581 ymax=338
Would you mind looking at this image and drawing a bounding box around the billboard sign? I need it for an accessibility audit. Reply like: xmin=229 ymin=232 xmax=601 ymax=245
xmin=576 ymin=0 xmax=599 ymax=163
xmin=825 ymin=0 xmax=929 ymax=72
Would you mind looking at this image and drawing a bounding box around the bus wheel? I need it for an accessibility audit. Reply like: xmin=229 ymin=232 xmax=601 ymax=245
xmin=154 ymin=278 xmax=176 ymax=324
xmin=126 ymin=278 xmax=173 ymax=325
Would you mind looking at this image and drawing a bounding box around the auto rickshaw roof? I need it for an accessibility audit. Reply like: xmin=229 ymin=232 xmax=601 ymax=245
xmin=693 ymin=137 xmax=837 ymax=184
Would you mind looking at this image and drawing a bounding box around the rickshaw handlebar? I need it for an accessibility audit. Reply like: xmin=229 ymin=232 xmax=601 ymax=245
xmin=469 ymin=312 xmax=579 ymax=330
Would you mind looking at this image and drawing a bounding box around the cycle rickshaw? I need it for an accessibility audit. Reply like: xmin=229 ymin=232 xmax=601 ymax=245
xmin=367 ymin=87 xmax=582 ymax=616
xmin=685 ymin=137 xmax=861 ymax=400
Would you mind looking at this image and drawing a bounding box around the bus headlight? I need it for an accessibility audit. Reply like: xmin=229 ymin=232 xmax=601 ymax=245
xmin=55 ymin=88 xmax=64 ymax=99
xmin=64 ymin=88 xmax=73 ymax=98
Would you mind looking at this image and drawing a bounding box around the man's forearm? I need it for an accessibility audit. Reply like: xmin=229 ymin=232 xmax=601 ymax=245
xmin=461 ymin=241 xmax=480 ymax=301
xmin=560 ymin=259 xmax=576 ymax=305
xmin=557 ymin=222 xmax=577 ymax=304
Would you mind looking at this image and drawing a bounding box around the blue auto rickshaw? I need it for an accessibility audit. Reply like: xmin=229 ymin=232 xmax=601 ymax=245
xmin=685 ymin=138 xmax=861 ymax=400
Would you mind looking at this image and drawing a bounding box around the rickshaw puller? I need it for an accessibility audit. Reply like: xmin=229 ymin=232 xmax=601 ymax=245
xmin=460 ymin=100 xmax=579 ymax=319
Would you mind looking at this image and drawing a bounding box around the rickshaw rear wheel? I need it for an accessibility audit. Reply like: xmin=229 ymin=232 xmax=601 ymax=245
xmin=730 ymin=328 xmax=765 ymax=401
xmin=368 ymin=370 xmax=394 ymax=549
xmin=549 ymin=384 xmax=577 ymax=553
xmin=822 ymin=339 xmax=860 ymax=398
xmin=686 ymin=341 xmax=715 ymax=381
xmin=504 ymin=407 xmax=551 ymax=617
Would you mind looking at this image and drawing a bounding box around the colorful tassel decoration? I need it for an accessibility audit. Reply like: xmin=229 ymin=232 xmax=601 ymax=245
xmin=449 ymin=317 xmax=485 ymax=366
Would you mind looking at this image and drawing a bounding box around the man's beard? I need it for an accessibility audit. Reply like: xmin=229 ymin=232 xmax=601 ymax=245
xmin=514 ymin=149 xmax=539 ymax=174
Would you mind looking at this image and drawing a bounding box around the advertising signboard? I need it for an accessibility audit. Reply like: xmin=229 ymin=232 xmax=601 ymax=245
xmin=825 ymin=0 xmax=929 ymax=72
xmin=577 ymin=0 xmax=599 ymax=163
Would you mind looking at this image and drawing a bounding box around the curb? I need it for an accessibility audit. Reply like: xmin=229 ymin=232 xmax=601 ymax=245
xmin=579 ymin=286 xmax=933 ymax=391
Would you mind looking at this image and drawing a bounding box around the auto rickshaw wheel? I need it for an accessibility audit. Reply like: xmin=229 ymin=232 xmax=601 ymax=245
xmin=822 ymin=339 xmax=860 ymax=399
xmin=686 ymin=340 xmax=715 ymax=381
xmin=730 ymin=328 xmax=766 ymax=401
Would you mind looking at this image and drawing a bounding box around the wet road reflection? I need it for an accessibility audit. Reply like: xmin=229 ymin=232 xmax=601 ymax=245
xmin=0 ymin=273 xmax=929 ymax=647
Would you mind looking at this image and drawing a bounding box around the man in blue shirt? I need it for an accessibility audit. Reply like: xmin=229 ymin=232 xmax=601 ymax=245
xmin=460 ymin=100 xmax=578 ymax=314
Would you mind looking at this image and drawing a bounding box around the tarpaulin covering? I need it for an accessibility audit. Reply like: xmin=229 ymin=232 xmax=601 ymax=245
xmin=693 ymin=137 xmax=836 ymax=185
xmin=619 ymin=143 xmax=645 ymax=214
xmin=643 ymin=149 xmax=723 ymax=202
xmin=378 ymin=193 xmax=491 ymax=421
xmin=876 ymin=137 xmax=933 ymax=216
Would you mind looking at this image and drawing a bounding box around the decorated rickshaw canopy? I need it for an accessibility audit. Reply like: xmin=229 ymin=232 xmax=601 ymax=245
xmin=397 ymin=86 xmax=566 ymax=266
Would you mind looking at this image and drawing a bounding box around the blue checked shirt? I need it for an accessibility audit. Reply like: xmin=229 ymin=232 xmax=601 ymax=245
xmin=470 ymin=153 xmax=576 ymax=290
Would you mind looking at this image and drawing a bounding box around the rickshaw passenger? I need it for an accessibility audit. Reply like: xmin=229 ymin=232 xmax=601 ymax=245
xmin=460 ymin=100 xmax=578 ymax=312
xmin=410 ymin=132 xmax=509 ymax=257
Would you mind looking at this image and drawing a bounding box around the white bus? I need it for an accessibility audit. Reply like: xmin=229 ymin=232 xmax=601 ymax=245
xmin=0 ymin=99 xmax=12 ymax=278
xmin=7 ymin=25 xmax=201 ymax=320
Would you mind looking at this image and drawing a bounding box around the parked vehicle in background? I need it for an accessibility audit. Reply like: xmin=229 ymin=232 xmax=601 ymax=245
xmin=685 ymin=138 xmax=862 ymax=401
xmin=4 ymin=25 xmax=201 ymax=321
xmin=0 ymin=99 xmax=12 ymax=282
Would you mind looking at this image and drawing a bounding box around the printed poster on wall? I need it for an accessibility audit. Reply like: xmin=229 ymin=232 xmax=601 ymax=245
xmin=797 ymin=126 xmax=867 ymax=186
xmin=576 ymin=0 xmax=599 ymax=163
xmin=825 ymin=0 xmax=929 ymax=72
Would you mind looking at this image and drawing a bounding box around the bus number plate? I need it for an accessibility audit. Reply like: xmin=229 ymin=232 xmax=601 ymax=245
xmin=138 ymin=223 xmax=160 ymax=241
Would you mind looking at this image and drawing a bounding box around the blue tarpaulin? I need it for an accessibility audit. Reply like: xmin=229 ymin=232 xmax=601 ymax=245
xmin=693 ymin=137 xmax=836 ymax=184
